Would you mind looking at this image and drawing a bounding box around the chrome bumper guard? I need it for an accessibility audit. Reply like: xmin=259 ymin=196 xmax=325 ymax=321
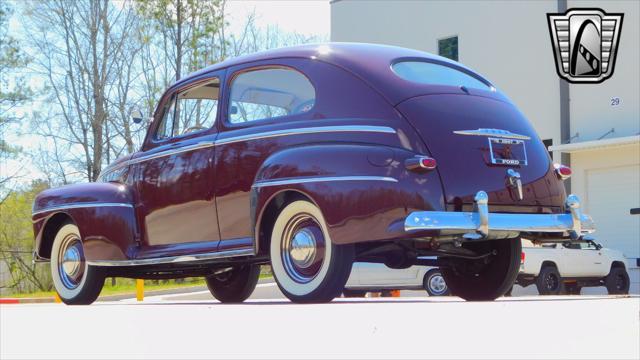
xmin=405 ymin=191 xmax=595 ymax=240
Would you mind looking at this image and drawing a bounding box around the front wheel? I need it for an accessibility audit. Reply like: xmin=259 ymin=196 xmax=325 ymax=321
xmin=270 ymin=200 xmax=354 ymax=303
xmin=605 ymin=267 xmax=630 ymax=295
xmin=423 ymin=269 xmax=450 ymax=296
xmin=51 ymin=223 xmax=105 ymax=305
xmin=205 ymin=264 xmax=260 ymax=303
xmin=441 ymin=237 xmax=521 ymax=301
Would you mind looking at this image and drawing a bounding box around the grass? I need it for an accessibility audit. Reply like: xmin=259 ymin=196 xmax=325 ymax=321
xmin=7 ymin=273 xmax=273 ymax=298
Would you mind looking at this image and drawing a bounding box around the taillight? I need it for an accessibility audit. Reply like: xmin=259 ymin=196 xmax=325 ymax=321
xmin=520 ymin=251 xmax=525 ymax=264
xmin=554 ymin=163 xmax=572 ymax=180
xmin=405 ymin=156 xmax=437 ymax=171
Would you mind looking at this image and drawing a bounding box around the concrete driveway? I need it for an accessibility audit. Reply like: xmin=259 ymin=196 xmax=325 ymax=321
xmin=1 ymin=293 xmax=638 ymax=359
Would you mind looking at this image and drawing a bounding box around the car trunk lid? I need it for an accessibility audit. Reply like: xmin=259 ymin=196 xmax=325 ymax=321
xmin=397 ymin=94 xmax=564 ymax=208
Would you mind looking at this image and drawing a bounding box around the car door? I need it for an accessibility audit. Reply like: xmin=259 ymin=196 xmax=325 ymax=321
xmin=133 ymin=73 xmax=223 ymax=251
xmin=560 ymin=242 xmax=604 ymax=277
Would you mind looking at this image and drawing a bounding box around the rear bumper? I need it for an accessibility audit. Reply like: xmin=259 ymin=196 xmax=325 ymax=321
xmin=405 ymin=191 xmax=595 ymax=240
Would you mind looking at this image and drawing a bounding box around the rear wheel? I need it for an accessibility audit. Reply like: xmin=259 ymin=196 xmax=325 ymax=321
xmin=205 ymin=264 xmax=260 ymax=303
xmin=536 ymin=266 xmax=564 ymax=295
xmin=423 ymin=269 xmax=450 ymax=296
xmin=441 ymin=237 xmax=521 ymax=301
xmin=50 ymin=223 xmax=105 ymax=305
xmin=270 ymin=200 xmax=354 ymax=303
xmin=605 ymin=267 xmax=630 ymax=295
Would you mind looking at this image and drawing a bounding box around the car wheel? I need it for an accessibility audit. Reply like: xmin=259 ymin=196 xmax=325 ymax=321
xmin=423 ymin=269 xmax=450 ymax=296
xmin=441 ymin=237 xmax=521 ymax=301
xmin=535 ymin=266 xmax=564 ymax=295
xmin=205 ymin=264 xmax=260 ymax=303
xmin=605 ymin=267 xmax=630 ymax=295
xmin=270 ymin=200 xmax=354 ymax=303
xmin=504 ymin=286 xmax=513 ymax=297
xmin=50 ymin=223 xmax=105 ymax=305
xmin=342 ymin=289 xmax=367 ymax=298
xmin=564 ymin=283 xmax=582 ymax=295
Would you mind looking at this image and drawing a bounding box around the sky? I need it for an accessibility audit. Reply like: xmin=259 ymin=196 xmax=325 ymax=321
xmin=225 ymin=0 xmax=330 ymax=36
xmin=1 ymin=0 xmax=330 ymax=188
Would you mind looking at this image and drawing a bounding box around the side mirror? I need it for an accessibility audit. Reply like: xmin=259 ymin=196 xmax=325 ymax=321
xmin=130 ymin=108 xmax=144 ymax=124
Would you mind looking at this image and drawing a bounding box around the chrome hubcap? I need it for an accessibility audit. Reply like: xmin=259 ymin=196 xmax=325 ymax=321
xmin=58 ymin=235 xmax=85 ymax=289
xmin=281 ymin=214 xmax=325 ymax=283
xmin=429 ymin=274 xmax=447 ymax=294
xmin=290 ymin=229 xmax=317 ymax=268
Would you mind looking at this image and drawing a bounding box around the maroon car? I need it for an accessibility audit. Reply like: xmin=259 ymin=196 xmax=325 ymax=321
xmin=31 ymin=43 xmax=595 ymax=304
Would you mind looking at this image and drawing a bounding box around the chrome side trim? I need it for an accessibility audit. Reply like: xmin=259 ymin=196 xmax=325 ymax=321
xmin=87 ymin=247 xmax=255 ymax=267
xmin=215 ymin=125 xmax=396 ymax=146
xmin=106 ymin=125 xmax=396 ymax=170
xmin=453 ymin=128 xmax=531 ymax=140
xmin=252 ymin=176 xmax=398 ymax=188
xmin=32 ymin=203 xmax=134 ymax=217
xmin=405 ymin=191 xmax=595 ymax=237
xmin=127 ymin=141 xmax=215 ymax=166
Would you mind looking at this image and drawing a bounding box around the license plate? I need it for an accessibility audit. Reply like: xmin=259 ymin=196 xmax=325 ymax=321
xmin=488 ymin=138 xmax=527 ymax=166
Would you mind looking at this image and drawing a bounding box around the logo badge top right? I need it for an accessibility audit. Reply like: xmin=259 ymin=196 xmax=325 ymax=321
xmin=548 ymin=8 xmax=623 ymax=83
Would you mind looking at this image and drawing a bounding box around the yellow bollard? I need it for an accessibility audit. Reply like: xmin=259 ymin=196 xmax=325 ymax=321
xmin=53 ymin=293 xmax=62 ymax=303
xmin=136 ymin=279 xmax=144 ymax=301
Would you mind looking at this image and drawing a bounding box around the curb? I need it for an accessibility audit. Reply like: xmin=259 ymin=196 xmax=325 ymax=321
xmin=0 ymin=297 xmax=56 ymax=304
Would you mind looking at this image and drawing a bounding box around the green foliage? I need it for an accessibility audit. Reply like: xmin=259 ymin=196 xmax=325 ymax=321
xmin=0 ymin=180 xmax=52 ymax=293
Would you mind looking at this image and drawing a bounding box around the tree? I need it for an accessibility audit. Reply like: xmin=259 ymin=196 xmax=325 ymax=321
xmin=0 ymin=180 xmax=52 ymax=293
xmin=0 ymin=2 xmax=33 ymax=202
xmin=25 ymin=0 xmax=139 ymax=182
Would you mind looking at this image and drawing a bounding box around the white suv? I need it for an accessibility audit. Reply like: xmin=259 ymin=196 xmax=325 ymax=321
xmin=516 ymin=240 xmax=630 ymax=295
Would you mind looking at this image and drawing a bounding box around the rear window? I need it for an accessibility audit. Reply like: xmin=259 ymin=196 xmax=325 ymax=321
xmin=392 ymin=61 xmax=492 ymax=91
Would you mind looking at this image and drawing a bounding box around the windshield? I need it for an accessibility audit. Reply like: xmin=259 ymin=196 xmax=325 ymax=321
xmin=392 ymin=61 xmax=493 ymax=91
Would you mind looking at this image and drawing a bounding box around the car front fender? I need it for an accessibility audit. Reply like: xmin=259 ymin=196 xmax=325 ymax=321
xmin=32 ymin=182 xmax=138 ymax=262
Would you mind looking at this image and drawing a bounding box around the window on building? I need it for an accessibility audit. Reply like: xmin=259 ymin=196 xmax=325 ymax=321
xmin=438 ymin=36 xmax=458 ymax=61
xmin=228 ymin=67 xmax=316 ymax=124
xmin=543 ymin=139 xmax=553 ymax=159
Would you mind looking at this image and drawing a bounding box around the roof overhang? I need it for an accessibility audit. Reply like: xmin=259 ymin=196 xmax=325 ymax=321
xmin=549 ymin=135 xmax=640 ymax=153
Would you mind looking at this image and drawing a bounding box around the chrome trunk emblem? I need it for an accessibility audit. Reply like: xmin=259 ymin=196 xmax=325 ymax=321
xmin=453 ymin=128 xmax=531 ymax=140
xmin=506 ymin=169 xmax=523 ymax=201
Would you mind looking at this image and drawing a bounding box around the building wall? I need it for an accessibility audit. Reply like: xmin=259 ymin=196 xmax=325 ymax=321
xmin=567 ymin=0 xmax=640 ymax=141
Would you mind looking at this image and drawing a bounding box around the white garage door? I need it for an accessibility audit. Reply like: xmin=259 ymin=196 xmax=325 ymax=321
xmin=585 ymin=164 xmax=640 ymax=261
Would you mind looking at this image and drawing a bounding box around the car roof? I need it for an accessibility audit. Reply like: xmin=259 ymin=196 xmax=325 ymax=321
xmin=174 ymin=42 xmax=494 ymax=106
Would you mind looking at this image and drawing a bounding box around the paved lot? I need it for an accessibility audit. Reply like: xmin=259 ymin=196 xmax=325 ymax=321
xmin=2 ymin=291 xmax=638 ymax=359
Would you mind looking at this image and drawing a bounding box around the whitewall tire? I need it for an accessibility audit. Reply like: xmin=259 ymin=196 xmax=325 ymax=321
xmin=50 ymin=223 xmax=105 ymax=305
xmin=270 ymin=200 xmax=354 ymax=303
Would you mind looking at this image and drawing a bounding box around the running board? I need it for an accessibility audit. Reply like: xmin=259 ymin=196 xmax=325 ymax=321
xmin=87 ymin=247 xmax=255 ymax=267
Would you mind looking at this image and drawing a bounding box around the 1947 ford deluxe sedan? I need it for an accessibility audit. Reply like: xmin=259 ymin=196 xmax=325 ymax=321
xmin=31 ymin=43 xmax=595 ymax=304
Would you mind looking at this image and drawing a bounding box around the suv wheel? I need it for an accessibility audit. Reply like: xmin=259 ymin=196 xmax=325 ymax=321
xmin=536 ymin=265 xmax=564 ymax=295
xmin=605 ymin=267 xmax=630 ymax=295
xmin=270 ymin=200 xmax=354 ymax=303
xmin=441 ymin=237 xmax=521 ymax=301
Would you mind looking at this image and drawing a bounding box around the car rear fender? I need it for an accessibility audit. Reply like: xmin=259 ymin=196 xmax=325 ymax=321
xmin=251 ymin=144 xmax=446 ymax=252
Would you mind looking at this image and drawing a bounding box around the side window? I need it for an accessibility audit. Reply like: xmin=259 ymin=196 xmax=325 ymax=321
xmin=228 ymin=67 xmax=315 ymax=124
xmin=154 ymin=78 xmax=220 ymax=140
